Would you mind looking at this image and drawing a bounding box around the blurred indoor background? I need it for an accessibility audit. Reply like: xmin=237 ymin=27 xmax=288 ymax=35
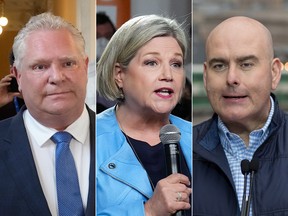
xmin=0 ymin=0 xmax=95 ymax=79
xmin=97 ymin=0 xmax=192 ymax=78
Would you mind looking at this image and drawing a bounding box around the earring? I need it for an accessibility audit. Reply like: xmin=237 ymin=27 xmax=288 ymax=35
xmin=117 ymin=88 xmax=125 ymax=102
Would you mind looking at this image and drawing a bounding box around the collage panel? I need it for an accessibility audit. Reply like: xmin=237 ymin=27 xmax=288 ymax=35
xmin=193 ymin=0 xmax=288 ymax=215
xmin=0 ymin=0 xmax=96 ymax=215
xmin=96 ymin=0 xmax=192 ymax=215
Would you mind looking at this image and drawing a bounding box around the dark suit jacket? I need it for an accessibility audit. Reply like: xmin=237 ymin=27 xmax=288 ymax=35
xmin=0 ymin=97 xmax=25 ymax=121
xmin=0 ymin=105 xmax=95 ymax=216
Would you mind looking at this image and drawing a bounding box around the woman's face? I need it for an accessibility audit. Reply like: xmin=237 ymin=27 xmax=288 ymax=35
xmin=115 ymin=36 xmax=185 ymax=116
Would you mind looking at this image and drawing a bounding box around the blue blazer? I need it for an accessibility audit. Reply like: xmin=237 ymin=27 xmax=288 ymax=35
xmin=0 ymin=105 xmax=95 ymax=216
xmin=96 ymin=107 xmax=192 ymax=215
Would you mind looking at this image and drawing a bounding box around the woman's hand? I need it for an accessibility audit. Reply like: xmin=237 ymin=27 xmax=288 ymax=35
xmin=144 ymin=173 xmax=192 ymax=216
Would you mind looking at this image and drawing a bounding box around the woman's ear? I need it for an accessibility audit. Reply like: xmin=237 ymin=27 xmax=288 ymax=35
xmin=114 ymin=63 xmax=124 ymax=88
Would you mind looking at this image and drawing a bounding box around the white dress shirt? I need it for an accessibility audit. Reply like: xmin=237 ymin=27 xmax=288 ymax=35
xmin=23 ymin=107 xmax=90 ymax=216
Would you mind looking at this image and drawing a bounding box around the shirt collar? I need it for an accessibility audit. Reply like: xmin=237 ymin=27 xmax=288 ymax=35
xmin=23 ymin=106 xmax=89 ymax=147
xmin=218 ymin=96 xmax=274 ymax=153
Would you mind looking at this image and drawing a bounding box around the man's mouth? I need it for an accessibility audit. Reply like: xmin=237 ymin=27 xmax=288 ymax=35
xmin=223 ymin=95 xmax=247 ymax=99
xmin=48 ymin=91 xmax=70 ymax=96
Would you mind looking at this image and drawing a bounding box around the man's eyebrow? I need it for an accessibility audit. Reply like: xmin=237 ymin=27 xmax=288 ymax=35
xmin=207 ymin=55 xmax=259 ymax=66
xmin=207 ymin=58 xmax=227 ymax=66
xmin=236 ymin=55 xmax=258 ymax=62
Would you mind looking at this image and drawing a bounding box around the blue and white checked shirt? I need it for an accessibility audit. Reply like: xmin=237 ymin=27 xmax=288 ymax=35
xmin=218 ymin=97 xmax=274 ymax=216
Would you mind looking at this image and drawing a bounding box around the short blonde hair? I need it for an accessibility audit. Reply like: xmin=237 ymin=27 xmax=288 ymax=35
xmin=97 ymin=14 xmax=188 ymax=101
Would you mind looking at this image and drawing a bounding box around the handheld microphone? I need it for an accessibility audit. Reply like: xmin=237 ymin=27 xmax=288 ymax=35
xmin=246 ymin=158 xmax=259 ymax=216
xmin=159 ymin=124 xmax=183 ymax=216
xmin=159 ymin=124 xmax=181 ymax=175
xmin=240 ymin=159 xmax=250 ymax=216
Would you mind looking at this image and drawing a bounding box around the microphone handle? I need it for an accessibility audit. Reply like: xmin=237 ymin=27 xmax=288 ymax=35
xmin=164 ymin=143 xmax=184 ymax=216
xmin=246 ymin=171 xmax=256 ymax=215
xmin=164 ymin=143 xmax=181 ymax=174
xmin=240 ymin=173 xmax=248 ymax=216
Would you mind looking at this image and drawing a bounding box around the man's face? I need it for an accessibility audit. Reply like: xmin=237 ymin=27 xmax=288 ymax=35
xmin=204 ymin=20 xmax=281 ymax=128
xmin=16 ymin=29 xmax=88 ymax=126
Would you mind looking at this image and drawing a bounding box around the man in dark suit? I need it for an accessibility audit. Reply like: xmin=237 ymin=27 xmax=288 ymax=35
xmin=0 ymin=12 xmax=95 ymax=216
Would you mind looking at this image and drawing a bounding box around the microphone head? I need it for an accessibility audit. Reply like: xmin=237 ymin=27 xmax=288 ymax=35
xmin=159 ymin=124 xmax=181 ymax=145
xmin=241 ymin=159 xmax=250 ymax=175
xmin=250 ymin=158 xmax=259 ymax=172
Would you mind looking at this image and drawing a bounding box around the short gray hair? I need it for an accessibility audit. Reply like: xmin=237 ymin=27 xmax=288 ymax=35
xmin=97 ymin=14 xmax=188 ymax=101
xmin=13 ymin=12 xmax=86 ymax=69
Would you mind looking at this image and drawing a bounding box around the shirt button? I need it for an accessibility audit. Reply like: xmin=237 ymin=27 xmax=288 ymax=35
xmin=108 ymin=163 xmax=116 ymax=169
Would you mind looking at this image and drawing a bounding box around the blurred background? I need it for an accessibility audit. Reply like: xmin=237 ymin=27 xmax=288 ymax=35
xmin=97 ymin=0 xmax=192 ymax=77
xmin=96 ymin=0 xmax=192 ymax=121
xmin=193 ymin=0 xmax=288 ymax=124
xmin=0 ymin=0 xmax=95 ymax=80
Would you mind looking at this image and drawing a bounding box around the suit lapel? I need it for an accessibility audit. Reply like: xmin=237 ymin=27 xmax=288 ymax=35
xmin=196 ymin=123 xmax=236 ymax=192
xmin=85 ymin=106 xmax=95 ymax=216
xmin=1 ymin=108 xmax=51 ymax=215
xmin=1 ymin=106 xmax=96 ymax=215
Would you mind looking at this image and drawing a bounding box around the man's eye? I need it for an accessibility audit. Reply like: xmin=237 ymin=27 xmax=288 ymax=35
xmin=212 ymin=63 xmax=226 ymax=71
xmin=64 ymin=61 xmax=76 ymax=67
xmin=241 ymin=62 xmax=254 ymax=69
xmin=33 ymin=65 xmax=46 ymax=70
